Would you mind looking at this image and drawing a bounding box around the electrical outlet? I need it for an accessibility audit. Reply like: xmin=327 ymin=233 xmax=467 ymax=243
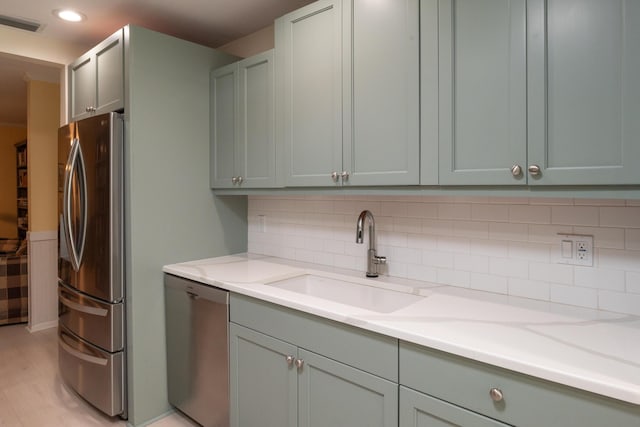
xmin=557 ymin=234 xmax=593 ymax=266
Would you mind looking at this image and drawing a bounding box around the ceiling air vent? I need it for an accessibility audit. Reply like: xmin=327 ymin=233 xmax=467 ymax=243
xmin=0 ymin=15 xmax=41 ymax=32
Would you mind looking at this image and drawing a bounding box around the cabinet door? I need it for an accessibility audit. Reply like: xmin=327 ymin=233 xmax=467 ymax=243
xmin=237 ymin=50 xmax=278 ymax=188
xmin=298 ymin=349 xmax=398 ymax=427
xmin=400 ymin=387 xmax=508 ymax=427
xmin=94 ymin=31 xmax=124 ymax=115
xmin=277 ymin=0 xmax=344 ymax=187
xmin=210 ymin=62 xmax=238 ymax=188
xmin=69 ymin=30 xmax=124 ymax=122
xmin=528 ymin=0 xmax=640 ymax=185
xmin=345 ymin=0 xmax=419 ymax=186
xmin=69 ymin=54 xmax=96 ymax=121
xmin=438 ymin=0 xmax=527 ymax=185
xmin=230 ymin=323 xmax=297 ymax=427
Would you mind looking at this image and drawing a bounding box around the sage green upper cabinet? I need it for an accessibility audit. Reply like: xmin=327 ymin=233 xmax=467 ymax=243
xmin=210 ymin=50 xmax=277 ymax=188
xmin=436 ymin=0 xmax=527 ymax=185
xmin=527 ymin=0 xmax=640 ymax=185
xmin=277 ymin=0 xmax=419 ymax=187
xmin=434 ymin=0 xmax=640 ymax=186
xmin=69 ymin=29 xmax=124 ymax=121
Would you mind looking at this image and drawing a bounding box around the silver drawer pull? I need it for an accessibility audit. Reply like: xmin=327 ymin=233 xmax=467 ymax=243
xmin=60 ymin=339 xmax=108 ymax=366
xmin=59 ymin=293 xmax=109 ymax=317
xmin=489 ymin=387 xmax=504 ymax=402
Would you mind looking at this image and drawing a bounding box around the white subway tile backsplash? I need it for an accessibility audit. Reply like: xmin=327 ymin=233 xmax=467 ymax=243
xmin=626 ymin=272 xmax=640 ymax=294
xmin=508 ymin=278 xmax=550 ymax=301
xmin=508 ymin=242 xmax=550 ymax=262
xmin=407 ymin=202 xmax=438 ymax=219
xmin=407 ymin=264 xmax=438 ymax=283
xmin=551 ymin=206 xmax=599 ymax=226
xmin=600 ymin=207 xmax=640 ymax=228
xmin=471 ymin=204 xmax=509 ymax=222
xmin=509 ymin=205 xmax=551 ymax=224
xmin=573 ymin=226 xmax=625 ymax=249
xmin=248 ymin=196 xmax=640 ymax=315
xmin=438 ymin=203 xmax=471 ymax=220
xmin=529 ymin=262 xmax=573 ymax=285
xmin=394 ymin=217 xmax=422 ymax=234
xmin=574 ymin=267 xmax=625 ymax=291
xmin=470 ymin=273 xmax=508 ymax=294
xmin=454 ymin=254 xmax=489 ymax=274
xmin=598 ymin=291 xmax=640 ymax=316
xmin=625 ymin=229 xmax=640 ymax=251
xmin=598 ymin=249 xmax=640 ymax=272
xmin=489 ymin=257 xmax=529 ymax=279
xmin=550 ymin=284 xmax=598 ymax=309
xmin=453 ymin=221 xmax=490 ymax=240
xmin=437 ymin=269 xmax=471 ymax=288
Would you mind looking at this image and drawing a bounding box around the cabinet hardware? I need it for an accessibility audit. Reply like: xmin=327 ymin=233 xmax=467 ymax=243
xmin=510 ymin=165 xmax=522 ymax=177
xmin=489 ymin=387 xmax=504 ymax=402
xmin=286 ymin=355 xmax=295 ymax=366
xmin=341 ymin=171 xmax=350 ymax=181
xmin=528 ymin=165 xmax=541 ymax=176
xmin=331 ymin=171 xmax=339 ymax=182
xmin=295 ymin=358 xmax=304 ymax=369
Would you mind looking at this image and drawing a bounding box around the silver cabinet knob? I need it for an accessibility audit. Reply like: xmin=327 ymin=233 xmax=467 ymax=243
xmin=511 ymin=165 xmax=522 ymax=177
xmin=489 ymin=388 xmax=504 ymax=402
xmin=341 ymin=171 xmax=350 ymax=181
xmin=528 ymin=164 xmax=541 ymax=176
xmin=331 ymin=171 xmax=339 ymax=182
xmin=231 ymin=177 xmax=238 ymax=184
xmin=295 ymin=359 xmax=304 ymax=369
xmin=286 ymin=355 xmax=295 ymax=366
xmin=85 ymin=106 xmax=96 ymax=113
xmin=236 ymin=176 xmax=243 ymax=184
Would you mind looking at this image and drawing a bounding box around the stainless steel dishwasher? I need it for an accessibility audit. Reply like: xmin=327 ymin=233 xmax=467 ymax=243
xmin=165 ymin=274 xmax=229 ymax=427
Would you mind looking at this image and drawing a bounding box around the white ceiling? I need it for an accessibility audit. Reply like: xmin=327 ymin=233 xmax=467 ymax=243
xmin=0 ymin=0 xmax=313 ymax=125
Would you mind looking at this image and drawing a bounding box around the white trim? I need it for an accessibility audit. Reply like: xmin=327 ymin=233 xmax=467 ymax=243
xmin=27 ymin=230 xmax=57 ymax=242
xmin=26 ymin=320 xmax=57 ymax=333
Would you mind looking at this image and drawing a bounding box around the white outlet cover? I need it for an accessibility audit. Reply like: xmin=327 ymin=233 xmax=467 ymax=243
xmin=557 ymin=234 xmax=593 ymax=267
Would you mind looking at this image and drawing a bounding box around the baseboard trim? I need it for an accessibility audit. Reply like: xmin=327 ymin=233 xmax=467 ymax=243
xmin=27 ymin=320 xmax=58 ymax=333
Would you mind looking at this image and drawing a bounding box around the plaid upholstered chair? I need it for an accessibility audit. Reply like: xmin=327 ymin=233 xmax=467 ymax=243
xmin=0 ymin=238 xmax=28 ymax=325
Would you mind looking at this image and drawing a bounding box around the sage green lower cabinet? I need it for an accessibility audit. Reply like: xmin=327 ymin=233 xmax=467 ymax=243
xmin=230 ymin=323 xmax=297 ymax=427
xmin=400 ymin=341 xmax=640 ymax=427
xmin=229 ymin=293 xmax=399 ymax=427
xmin=298 ymin=349 xmax=398 ymax=427
xmin=400 ymin=387 xmax=508 ymax=427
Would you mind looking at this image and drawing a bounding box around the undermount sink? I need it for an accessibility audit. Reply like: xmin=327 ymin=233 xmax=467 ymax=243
xmin=265 ymin=274 xmax=423 ymax=313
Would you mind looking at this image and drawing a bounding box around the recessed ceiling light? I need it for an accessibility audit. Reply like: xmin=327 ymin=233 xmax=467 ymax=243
xmin=53 ymin=9 xmax=86 ymax=23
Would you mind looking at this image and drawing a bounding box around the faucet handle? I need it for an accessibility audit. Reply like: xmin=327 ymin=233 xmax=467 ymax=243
xmin=374 ymin=255 xmax=386 ymax=265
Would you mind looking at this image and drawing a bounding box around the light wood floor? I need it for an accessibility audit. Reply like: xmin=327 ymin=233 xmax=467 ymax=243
xmin=0 ymin=324 xmax=197 ymax=427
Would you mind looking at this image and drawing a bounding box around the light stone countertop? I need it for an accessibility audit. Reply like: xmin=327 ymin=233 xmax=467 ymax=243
xmin=163 ymin=253 xmax=640 ymax=406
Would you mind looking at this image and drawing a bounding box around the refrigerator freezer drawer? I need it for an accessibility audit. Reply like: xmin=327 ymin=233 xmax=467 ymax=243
xmin=58 ymin=324 xmax=125 ymax=417
xmin=58 ymin=282 xmax=124 ymax=352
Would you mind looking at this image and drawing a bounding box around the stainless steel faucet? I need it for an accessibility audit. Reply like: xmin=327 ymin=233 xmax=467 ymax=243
xmin=356 ymin=210 xmax=386 ymax=277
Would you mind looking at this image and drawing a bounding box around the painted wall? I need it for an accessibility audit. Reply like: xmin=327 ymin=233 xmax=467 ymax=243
xmin=0 ymin=26 xmax=89 ymax=125
xmin=27 ymin=80 xmax=60 ymax=232
xmin=0 ymin=126 xmax=27 ymax=237
xmin=125 ymin=26 xmax=247 ymax=426
xmin=217 ymin=24 xmax=274 ymax=58
xmin=248 ymin=195 xmax=640 ymax=316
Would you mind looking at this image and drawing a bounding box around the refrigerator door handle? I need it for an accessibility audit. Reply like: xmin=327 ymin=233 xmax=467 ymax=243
xmin=63 ymin=138 xmax=88 ymax=272
xmin=59 ymin=293 xmax=109 ymax=317
xmin=59 ymin=338 xmax=109 ymax=366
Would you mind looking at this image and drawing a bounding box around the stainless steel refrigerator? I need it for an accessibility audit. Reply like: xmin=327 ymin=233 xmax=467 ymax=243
xmin=57 ymin=112 xmax=126 ymax=418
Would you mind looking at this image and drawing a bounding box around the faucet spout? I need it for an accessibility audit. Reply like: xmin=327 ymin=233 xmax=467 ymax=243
xmin=355 ymin=210 xmax=386 ymax=277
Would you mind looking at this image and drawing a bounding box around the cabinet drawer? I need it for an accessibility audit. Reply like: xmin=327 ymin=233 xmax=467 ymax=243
xmin=230 ymin=293 xmax=398 ymax=382
xmin=400 ymin=341 xmax=639 ymax=427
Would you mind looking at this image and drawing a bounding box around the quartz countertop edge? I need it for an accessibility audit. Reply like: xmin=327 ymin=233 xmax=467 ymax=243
xmin=163 ymin=254 xmax=640 ymax=406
